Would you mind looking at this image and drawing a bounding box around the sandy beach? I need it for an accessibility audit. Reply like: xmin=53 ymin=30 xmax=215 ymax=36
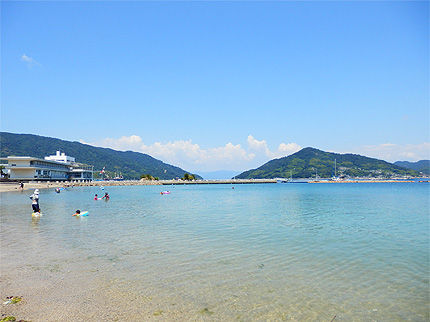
xmin=0 ymin=179 xmax=280 ymax=193
xmin=0 ymin=180 xmax=164 ymax=193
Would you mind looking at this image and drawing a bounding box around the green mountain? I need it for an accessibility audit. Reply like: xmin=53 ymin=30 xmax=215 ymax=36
xmin=394 ymin=160 xmax=430 ymax=175
xmin=0 ymin=132 xmax=200 ymax=180
xmin=236 ymin=147 xmax=419 ymax=179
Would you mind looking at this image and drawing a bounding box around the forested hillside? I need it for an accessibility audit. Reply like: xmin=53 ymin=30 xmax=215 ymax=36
xmin=0 ymin=132 xmax=200 ymax=180
xmin=236 ymin=147 xmax=418 ymax=179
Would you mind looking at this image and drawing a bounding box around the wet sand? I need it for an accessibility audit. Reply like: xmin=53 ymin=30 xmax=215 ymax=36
xmin=1 ymin=269 xmax=204 ymax=322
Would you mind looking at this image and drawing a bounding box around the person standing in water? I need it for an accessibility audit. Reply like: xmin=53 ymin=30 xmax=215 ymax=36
xmin=94 ymin=194 xmax=98 ymax=200
xmin=102 ymin=192 xmax=110 ymax=200
xmin=31 ymin=189 xmax=40 ymax=213
xmin=32 ymin=198 xmax=40 ymax=213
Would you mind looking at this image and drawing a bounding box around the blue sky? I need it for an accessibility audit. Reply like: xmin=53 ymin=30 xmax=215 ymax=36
xmin=1 ymin=1 xmax=429 ymax=172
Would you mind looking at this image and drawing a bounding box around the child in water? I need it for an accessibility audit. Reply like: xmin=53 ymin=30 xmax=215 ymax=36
xmin=73 ymin=210 xmax=81 ymax=216
xmin=102 ymin=192 xmax=110 ymax=200
xmin=94 ymin=194 xmax=98 ymax=200
xmin=31 ymin=189 xmax=40 ymax=213
xmin=32 ymin=198 xmax=40 ymax=213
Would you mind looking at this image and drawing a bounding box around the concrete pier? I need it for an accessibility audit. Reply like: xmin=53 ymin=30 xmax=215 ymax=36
xmin=159 ymin=179 xmax=277 ymax=185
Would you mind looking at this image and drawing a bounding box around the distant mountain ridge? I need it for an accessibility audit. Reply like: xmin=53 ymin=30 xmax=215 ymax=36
xmin=0 ymin=132 xmax=200 ymax=180
xmin=236 ymin=147 xmax=418 ymax=179
xmin=394 ymin=160 xmax=430 ymax=175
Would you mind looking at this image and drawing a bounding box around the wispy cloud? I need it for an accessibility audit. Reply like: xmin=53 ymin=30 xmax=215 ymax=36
xmin=80 ymin=135 xmax=301 ymax=172
xmin=21 ymin=54 xmax=40 ymax=67
xmin=352 ymin=142 xmax=430 ymax=162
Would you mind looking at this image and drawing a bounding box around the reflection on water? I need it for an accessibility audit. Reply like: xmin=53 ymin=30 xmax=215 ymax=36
xmin=0 ymin=183 xmax=429 ymax=321
xmin=30 ymin=216 xmax=41 ymax=234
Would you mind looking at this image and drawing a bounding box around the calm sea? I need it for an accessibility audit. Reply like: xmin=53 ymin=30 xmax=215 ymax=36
xmin=1 ymin=183 xmax=429 ymax=321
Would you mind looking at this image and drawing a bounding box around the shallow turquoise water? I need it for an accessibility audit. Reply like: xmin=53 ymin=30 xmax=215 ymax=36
xmin=1 ymin=183 xmax=429 ymax=320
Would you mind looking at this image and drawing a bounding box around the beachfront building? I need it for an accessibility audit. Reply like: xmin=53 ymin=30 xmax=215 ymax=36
xmin=1 ymin=151 xmax=94 ymax=181
xmin=44 ymin=151 xmax=76 ymax=163
xmin=69 ymin=165 xmax=94 ymax=181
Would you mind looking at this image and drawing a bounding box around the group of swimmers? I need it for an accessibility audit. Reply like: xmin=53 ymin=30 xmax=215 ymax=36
xmin=29 ymin=188 xmax=110 ymax=217
xmin=74 ymin=192 xmax=110 ymax=216
xmin=94 ymin=193 xmax=110 ymax=200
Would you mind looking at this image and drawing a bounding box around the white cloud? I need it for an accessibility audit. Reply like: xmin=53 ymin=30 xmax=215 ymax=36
xmin=101 ymin=135 xmax=143 ymax=149
xmin=247 ymin=135 xmax=301 ymax=159
xmin=277 ymin=142 xmax=302 ymax=156
xmin=352 ymin=142 xmax=430 ymax=162
xmin=247 ymin=135 xmax=272 ymax=157
xmin=81 ymin=135 xmax=301 ymax=172
xmin=80 ymin=135 xmax=429 ymax=172
xmin=20 ymin=54 xmax=40 ymax=67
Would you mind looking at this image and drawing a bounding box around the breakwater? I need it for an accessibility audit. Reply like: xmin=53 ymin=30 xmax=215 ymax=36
xmin=159 ymin=179 xmax=277 ymax=185
xmin=0 ymin=179 xmax=276 ymax=192
xmin=3 ymin=178 xmax=427 ymax=193
xmin=309 ymin=180 xmax=416 ymax=183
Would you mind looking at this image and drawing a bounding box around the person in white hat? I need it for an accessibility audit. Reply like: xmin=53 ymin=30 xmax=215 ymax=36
xmin=30 ymin=189 xmax=40 ymax=212
xmin=31 ymin=197 xmax=40 ymax=213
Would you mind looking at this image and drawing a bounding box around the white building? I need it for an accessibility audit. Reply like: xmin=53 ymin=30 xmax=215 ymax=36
xmin=1 ymin=151 xmax=94 ymax=181
xmin=44 ymin=151 xmax=75 ymax=163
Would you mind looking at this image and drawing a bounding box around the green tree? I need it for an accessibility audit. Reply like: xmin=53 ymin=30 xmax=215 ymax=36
xmin=182 ymin=173 xmax=195 ymax=181
xmin=140 ymin=173 xmax=156 ymax=180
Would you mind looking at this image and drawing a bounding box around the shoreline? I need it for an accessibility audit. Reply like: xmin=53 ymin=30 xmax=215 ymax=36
xmin=0 ymin=179 xmax=276 ymax=193
xmin=308 ymin=179 xmax=419 ymax=183
xmin=1 ymin=178 xmax=427 ymax=193
xmin=0 ymin=180 xmax=162 ymax=193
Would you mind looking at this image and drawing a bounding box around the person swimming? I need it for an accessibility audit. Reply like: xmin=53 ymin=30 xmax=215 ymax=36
xmin=94 ymin=194 xmax=98 ymax=200
xmin=73 ymin=210 xmax=88 ymax=217
xmin=102 ymin=192 xmax=110 ymax=200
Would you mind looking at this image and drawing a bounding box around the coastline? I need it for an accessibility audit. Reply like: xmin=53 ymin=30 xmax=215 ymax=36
xmin=0 ymin=179 xmax=277 ymax=193
xmin=1 ymin=178 xmax=427 ymax=193
xmin=308 ymin=179 xmax=418 ymax=183
xmin=0 ymin=180 xmax=162 ymax=193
